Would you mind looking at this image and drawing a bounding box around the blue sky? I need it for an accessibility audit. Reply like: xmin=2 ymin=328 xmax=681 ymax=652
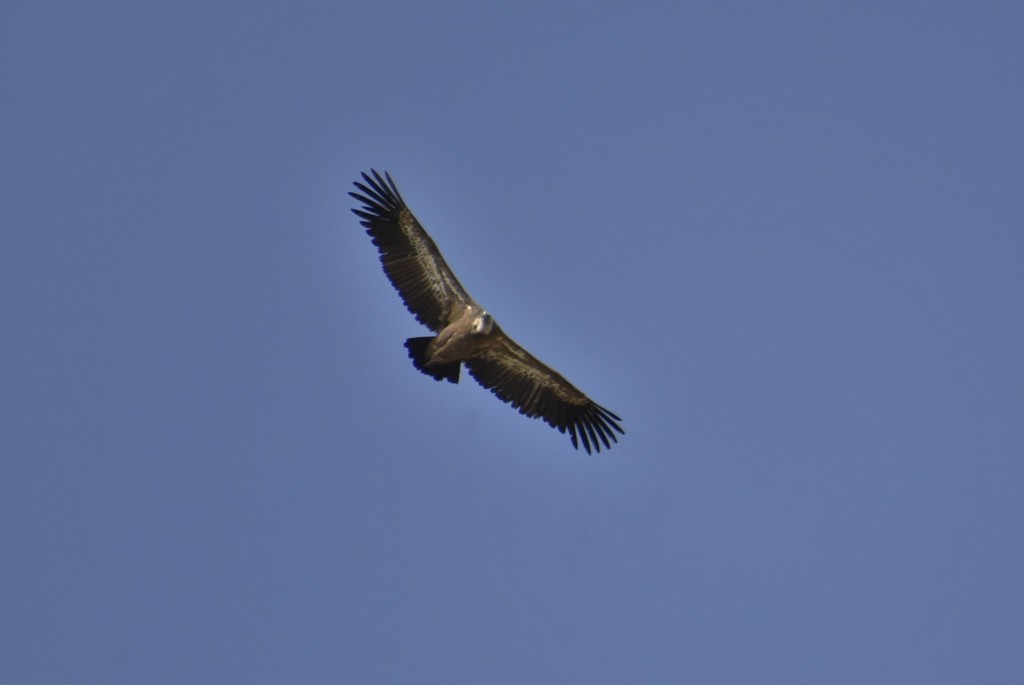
xmin=3 ymin=1 xmax=1022 ymax=682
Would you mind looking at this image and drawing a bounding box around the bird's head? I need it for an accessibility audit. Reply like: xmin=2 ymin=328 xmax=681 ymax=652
xmin=471 ymin=312 xmax=494 ymax=335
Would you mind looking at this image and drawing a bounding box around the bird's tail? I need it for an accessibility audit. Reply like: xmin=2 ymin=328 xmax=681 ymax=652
xmin=404 ymin=337 xmax=460 ymax=384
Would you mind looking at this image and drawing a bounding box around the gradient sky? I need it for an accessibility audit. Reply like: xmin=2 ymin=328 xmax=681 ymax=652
xmin=3 ymin=2 xmax=1023 ymax=683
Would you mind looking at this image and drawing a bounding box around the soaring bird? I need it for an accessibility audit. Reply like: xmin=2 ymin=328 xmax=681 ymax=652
xmin=350 ymin=170 xmax=623 ymax=454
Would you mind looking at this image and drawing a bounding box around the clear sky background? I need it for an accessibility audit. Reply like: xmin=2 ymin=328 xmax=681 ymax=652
xmin=3 ymin=2 xmax=1022 ymax=683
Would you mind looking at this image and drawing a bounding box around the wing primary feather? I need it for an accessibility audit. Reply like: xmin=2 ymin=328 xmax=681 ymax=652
xmin=582 ymin=416 xmax=600 ymax=454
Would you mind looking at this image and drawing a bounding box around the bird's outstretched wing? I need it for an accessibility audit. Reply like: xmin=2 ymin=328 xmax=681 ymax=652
xmin=464 ymin=327 xmax=624 ymax=454
xmin=350 ymin=170 xmax=474 ymax=331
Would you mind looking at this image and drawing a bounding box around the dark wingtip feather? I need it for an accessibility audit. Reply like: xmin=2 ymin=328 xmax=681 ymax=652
xmin=567 ymin=402 xmax=623 ymax=455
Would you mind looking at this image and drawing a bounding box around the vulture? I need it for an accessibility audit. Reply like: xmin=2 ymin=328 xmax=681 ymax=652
xmin=350 ymin=170 xmax=624 ymax=454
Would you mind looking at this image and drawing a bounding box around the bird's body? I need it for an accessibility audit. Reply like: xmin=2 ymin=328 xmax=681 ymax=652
xmin=424 ymin=304 xmax=493 ymax=366
xmin=404 ymin=304 xmax=492 ymax=384
xmin=350 ymin=170 xmax=623 ymax=454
